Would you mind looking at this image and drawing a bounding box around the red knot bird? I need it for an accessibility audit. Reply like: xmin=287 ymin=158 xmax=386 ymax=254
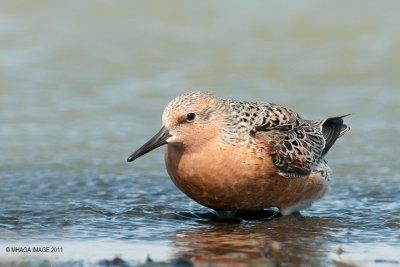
xmin=127 ymin=92 xmax=350 ymax=217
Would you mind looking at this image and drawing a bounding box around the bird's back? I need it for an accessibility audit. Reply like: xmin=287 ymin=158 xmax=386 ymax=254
xmin=220 ymin=99 xmax=350 ymax=179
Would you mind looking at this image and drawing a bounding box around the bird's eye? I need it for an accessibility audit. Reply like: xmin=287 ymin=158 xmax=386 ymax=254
xmin=186 ymin=113 xmax=196 ymax=121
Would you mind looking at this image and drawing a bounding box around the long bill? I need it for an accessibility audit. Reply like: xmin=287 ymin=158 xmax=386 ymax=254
xmin=127 ymin=126 xmax=171 ymax=162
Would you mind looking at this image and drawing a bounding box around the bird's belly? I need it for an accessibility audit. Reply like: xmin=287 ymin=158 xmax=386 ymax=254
xmin=164 ymin=143 xmax=327 ymax=212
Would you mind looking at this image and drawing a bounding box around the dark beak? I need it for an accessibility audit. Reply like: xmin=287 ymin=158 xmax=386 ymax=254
xmin=127 ymin=126 xmax=171 ymax=162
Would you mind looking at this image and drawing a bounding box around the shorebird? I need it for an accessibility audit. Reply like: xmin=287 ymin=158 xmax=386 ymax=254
xmin=127 ymin=92 xmax=350 ymax=216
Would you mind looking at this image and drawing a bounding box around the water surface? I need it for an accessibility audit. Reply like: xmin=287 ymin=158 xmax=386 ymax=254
xmin=0 ymin=1 xmax=400 ymax=266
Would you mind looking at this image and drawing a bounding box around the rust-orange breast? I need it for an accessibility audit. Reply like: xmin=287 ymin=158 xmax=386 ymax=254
xmin=164 ymin=138 xmax=327 ymax=212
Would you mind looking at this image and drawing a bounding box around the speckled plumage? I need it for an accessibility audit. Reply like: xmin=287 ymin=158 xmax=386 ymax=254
xmin=221 ymin=99 xmax=349 ymax=179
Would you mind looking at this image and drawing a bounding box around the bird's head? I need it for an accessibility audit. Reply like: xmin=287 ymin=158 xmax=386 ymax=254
xmin=127 ymin=92 xmax=222 ymax=162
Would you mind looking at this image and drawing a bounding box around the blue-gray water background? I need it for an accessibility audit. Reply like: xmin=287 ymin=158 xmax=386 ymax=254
xmin=0 ymin=1 xmax=399 ymax=266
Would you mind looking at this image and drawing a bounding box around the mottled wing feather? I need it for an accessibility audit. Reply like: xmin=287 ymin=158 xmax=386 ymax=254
xmin=223 ymin=100 xmax=344 ymax=178
xmin=253 ymin=104 xmax=325 ymax=178
xmin=253 ymin=104 xmax=301 ymax=131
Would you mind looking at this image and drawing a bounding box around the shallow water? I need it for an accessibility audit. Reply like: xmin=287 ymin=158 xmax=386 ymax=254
xmin=1 ymin=0 xmax=400 ymax=266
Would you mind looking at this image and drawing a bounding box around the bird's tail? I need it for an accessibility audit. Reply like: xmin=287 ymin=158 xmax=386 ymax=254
xmin=309 ymin=114 xmax=351 ymax=156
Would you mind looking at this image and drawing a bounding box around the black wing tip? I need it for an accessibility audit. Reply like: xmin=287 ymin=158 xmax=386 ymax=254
xmin=321 ymin=114 xmax=350 ymax=156
xmin=326 ymin=114 xmax=351 ymax=123
xmin=339 ymin=113 xmax=351 ymax=118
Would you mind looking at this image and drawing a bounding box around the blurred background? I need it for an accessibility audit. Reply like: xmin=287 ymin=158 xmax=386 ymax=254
xmin=0 ymin=0 xmax=399 ymax=266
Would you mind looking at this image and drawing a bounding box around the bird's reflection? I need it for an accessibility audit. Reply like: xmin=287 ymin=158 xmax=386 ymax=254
xmin=171 ymin=212 xmax=341 ymax=266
